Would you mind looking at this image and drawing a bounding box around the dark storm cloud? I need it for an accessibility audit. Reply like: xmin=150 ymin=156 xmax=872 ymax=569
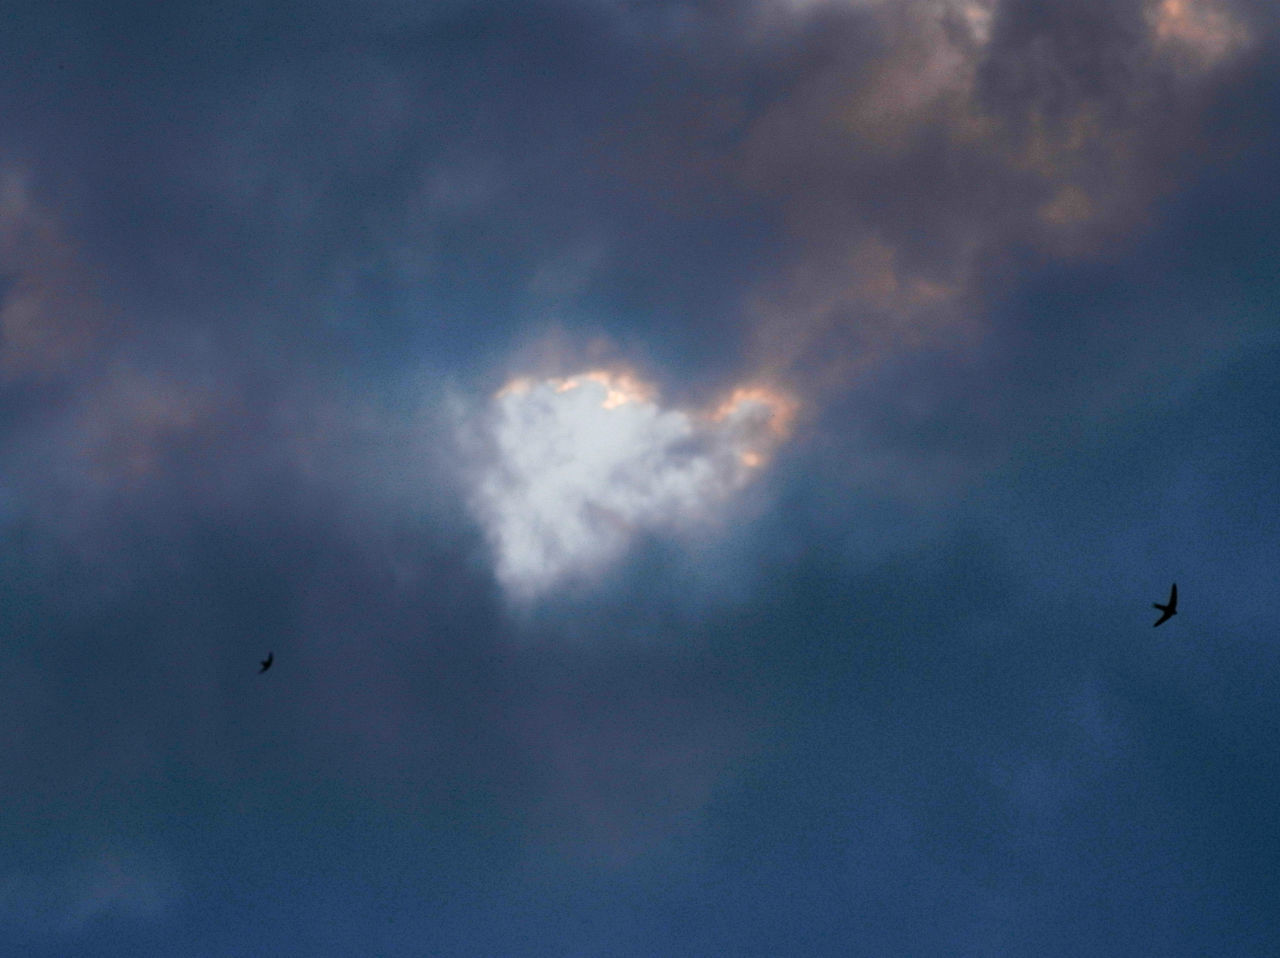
xmin=0 ymin=0 xmax=1270 ymax=742
xmin=0 ymin=0 xmax=773 ymax=383
xmin=2 ymin=0 xmax=1267 ymax=404
xmin=0 ymin=2 xmax=1279 ymax=954
xmin=735 ymin=0 xmax=1266 ymax=394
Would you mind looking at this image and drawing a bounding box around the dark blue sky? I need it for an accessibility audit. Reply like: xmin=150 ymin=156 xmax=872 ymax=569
xmin=1 ymin=1 xmax=1278 ymax=954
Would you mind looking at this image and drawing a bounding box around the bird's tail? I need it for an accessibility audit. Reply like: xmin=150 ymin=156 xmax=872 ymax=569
xmin=1153 ymin=603 xmax=1170 ymax=612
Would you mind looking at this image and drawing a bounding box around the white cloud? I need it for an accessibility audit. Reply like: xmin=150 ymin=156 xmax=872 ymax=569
xmin=466 ymin=369 xmax=794 ymax=600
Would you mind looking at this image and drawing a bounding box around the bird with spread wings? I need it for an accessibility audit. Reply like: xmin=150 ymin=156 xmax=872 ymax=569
xmin=1152 ymin=583 xmax=1177 ymax=627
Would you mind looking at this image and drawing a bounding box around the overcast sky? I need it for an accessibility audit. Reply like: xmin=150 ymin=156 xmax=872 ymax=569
xmin=2 ymin=1 xmax=1278 ymax=954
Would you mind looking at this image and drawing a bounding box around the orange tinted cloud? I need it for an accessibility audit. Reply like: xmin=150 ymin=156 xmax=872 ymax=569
xmin=470 ymin=368 xmax=797 ymax=599
xmin=1149 ymin=0 xmax=1249 ymax=70
xmin=736 ymin=0 xmax=1251 ymax=397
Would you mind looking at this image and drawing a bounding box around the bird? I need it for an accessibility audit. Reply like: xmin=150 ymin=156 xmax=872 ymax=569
xmin=1152 ymin=583 xmax=1177 ymax=627
xmin=259 ymin=652 xmax=274 ymax=673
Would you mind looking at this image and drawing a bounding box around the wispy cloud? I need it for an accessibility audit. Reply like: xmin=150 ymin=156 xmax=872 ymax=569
xmin=0 ymin=850 xmax=179 ymax=940
xmin=0 ymin=167 xmax=101 ymax=380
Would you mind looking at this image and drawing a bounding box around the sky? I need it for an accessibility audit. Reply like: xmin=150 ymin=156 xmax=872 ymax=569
xmin=1 ymin=1 xmax=1278 ymax=954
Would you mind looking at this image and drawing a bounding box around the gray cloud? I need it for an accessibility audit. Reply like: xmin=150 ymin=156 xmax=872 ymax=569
xmin=0 ymin=849 xmax=178 ymax=941
xmin=735 ymin=0 xmax=1259 ymax=391
xmin=0 ymin=2 xmax=1277 ymax=953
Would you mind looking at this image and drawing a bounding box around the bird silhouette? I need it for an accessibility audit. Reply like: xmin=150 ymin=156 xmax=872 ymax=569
xmin=259 ymin=652 xmax=274 ymax=673
xmin=1152 ymin=583 xmax=1177 ymax=627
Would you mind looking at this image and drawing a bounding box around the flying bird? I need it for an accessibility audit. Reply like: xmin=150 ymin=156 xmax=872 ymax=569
xmin=259 ymin=652 xmax=274 ymax=673
xmin=1152 ymin=583 xmax=1177 ymax=627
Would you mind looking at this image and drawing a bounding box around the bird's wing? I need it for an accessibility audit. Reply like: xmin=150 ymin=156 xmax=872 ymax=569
xmin=1153 ymin=608 xmax=1174 ymax=627
xmin=1169 ymin=583 xmax=1177 ymax=607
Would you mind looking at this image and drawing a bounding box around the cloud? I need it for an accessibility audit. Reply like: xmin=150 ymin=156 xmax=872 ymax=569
xmin=0 ymin=850 xmax=178 ymax=939
xmin=1148 ymin=0 xmax=1250 ymax=69
xmin=735 ymin=0 xmax=1255 ymax=399
xmin=513 ymin=663 xmax=762 ymax=864
xmin=0 ymin=167 xmax=101 ymax=380
xmin=464 ymin=367 xmax=794 ymax=600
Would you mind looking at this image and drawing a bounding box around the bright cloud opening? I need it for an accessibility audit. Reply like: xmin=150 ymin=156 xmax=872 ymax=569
xmin=469 ymin=369 xmax=795 ymax=600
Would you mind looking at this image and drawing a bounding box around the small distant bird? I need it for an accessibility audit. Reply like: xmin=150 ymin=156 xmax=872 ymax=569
xmin=1152 ymin=583 xmax=1177 ymax=627
xmin=259 ymin=652 xmax=274 ymax=673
